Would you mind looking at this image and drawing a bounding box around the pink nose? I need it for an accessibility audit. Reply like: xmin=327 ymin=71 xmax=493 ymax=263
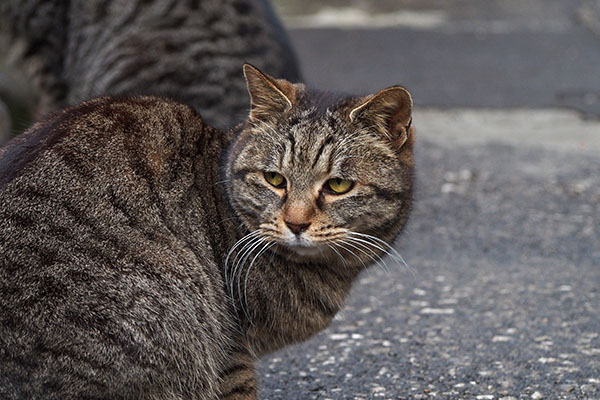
xmin=285 ymin=221 xmax=310 ymax=234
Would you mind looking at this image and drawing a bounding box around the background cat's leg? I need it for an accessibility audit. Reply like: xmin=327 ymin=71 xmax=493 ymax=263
xmin=218 ymin=348 xmax=258 ymax=400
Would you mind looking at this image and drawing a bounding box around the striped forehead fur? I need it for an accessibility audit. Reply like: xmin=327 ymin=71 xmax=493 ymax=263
xmin=242 ymin=87 xmax=399 ymax=172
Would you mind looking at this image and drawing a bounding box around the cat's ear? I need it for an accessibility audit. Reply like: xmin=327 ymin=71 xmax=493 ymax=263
xmin=243 ymin=64 xmax=295 ymax=122
xmin=349 ymin=86 xmax=413 ymax=147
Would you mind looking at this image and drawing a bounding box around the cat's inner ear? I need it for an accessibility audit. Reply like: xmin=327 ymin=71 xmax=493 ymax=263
xmin=243 ymin=64 xmax=295 ymax=121
xmin=349 ymin=86 xmax=413 ymax=146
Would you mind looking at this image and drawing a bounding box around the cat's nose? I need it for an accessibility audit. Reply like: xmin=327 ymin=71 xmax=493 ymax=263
xmin=285 ymin=221 xmax=311 ymax=235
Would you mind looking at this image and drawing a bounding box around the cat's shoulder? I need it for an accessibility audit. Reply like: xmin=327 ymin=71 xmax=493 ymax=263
xmin=0 ymin=96 xmax=215 ymax=187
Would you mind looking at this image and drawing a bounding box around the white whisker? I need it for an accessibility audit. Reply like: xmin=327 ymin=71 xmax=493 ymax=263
xmin=339 ymin=238 xmax=388 ymax=274
xmin=242 ymin=241 xmax=275 ymax=325
xmin=224 ymin=230 xmax=261 ymax=284
xmin=234 ymin=238 xmax=266 ymax=309
xmin=348 ymin=231 xmax=417 ymax=280
xmin=335 ymin=240 xmax=368 ymax=270
xmin=327 ymin=243 xmax=348 ymax=269
xmin=229 ymin=237 xmax=263 ymax=303
xmin=344 ymin=237 xmax=390 ymax=274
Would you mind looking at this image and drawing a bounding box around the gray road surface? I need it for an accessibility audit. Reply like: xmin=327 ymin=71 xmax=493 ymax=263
xmin=260 ymin=1 xmax=600 ymax=398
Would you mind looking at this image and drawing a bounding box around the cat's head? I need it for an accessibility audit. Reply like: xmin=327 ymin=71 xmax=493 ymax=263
xmin=226 ymin=65 xmax=414 ymax=267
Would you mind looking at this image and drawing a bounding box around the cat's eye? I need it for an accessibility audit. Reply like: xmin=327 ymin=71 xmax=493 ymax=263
xmin=264 ymin=171 xmax=287 ymax=189
xmin=325 ymin=178 xmax=354 ymax=195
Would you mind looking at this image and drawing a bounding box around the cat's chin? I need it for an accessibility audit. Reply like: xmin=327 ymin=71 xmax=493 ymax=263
xmin=288 ymin=245 xmax=323 ymax=257
xmin=274 ymin=242 xmax=328 ymax=260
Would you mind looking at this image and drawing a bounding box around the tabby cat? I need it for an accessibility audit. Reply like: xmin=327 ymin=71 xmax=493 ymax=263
xmin=0 ymin=65 xmax=415 ymax=399
xmin=0 ymin=0 xmax=300 ymax=142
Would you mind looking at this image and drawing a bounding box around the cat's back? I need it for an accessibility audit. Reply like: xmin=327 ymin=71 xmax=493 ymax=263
xmin=0 ymin=97 xmax=232 ymax=399
xmin=1 ymin=96 xmax=202 ymax=185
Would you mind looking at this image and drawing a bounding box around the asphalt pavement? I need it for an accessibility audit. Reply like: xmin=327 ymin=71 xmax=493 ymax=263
xmin=260 ymin=1 xmax=600 ymax=399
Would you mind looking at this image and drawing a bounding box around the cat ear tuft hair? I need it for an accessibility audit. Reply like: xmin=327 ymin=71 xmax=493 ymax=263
xmin=349 ymin=86 xmax=413 ymax=146
xmin=243 ymin=64 xmax=294 ymax=122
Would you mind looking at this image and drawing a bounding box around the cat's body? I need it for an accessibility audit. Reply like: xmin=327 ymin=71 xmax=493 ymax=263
xmin=0 ymin=67 xmax=415 ymax=399
xmin=0 ymin=0 xmax=300 ymax=141
xmin=0 ymin=96 xmax=238 ymax=399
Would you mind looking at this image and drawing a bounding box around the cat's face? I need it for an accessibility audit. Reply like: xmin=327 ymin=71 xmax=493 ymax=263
xmin=226 ymin=65 xmax=414 ymax=265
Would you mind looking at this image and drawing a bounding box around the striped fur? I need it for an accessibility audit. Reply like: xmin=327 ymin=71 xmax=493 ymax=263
xmin=227 ymin=67 xmax=415 ymax=356
xmin=0 ymin=0 xmax=300 ymax=141
xmin=1 ymin=97 xmax=238 ymax=399
xmin=0 ymin=69 xmax=415 ymax=398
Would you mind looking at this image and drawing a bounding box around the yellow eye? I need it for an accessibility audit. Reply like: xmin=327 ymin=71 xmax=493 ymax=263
xmin=326 ymin=178 xmax=354 ymax=194
xmin=264 ymin=171 xmax=286 ymax=188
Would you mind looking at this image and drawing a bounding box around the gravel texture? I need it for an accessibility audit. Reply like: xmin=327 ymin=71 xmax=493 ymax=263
xmin=259 ymin=137 xmax=600 ymax=399
xmin=258 ymin=1 xmax=600 ymax=398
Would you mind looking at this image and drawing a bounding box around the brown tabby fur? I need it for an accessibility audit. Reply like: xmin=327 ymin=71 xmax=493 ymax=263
xmin=0 ymin=0 xmax=300 ymax=142
xmin=0 ymin=66 xmax=414 ymax=399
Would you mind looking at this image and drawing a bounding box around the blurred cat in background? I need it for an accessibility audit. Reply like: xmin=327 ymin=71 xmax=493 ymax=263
xmin=0 ymin=0 xmax=301 ymax=143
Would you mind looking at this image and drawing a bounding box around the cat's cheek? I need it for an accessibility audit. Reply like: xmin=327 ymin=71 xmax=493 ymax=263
xmin=322 ymin=197 xmax=366 ymax=224
xmin=332 ymin=205 xmax=387 ymax=232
